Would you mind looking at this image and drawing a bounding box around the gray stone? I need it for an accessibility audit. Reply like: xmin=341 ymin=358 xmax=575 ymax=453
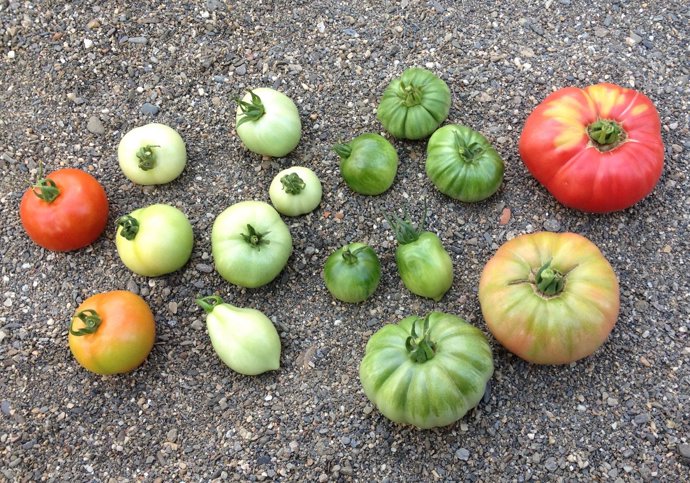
xmin=141 ymin=103 xmax=160 ymax=116
xmin=86 ymin=115 xmax=105 ymax=134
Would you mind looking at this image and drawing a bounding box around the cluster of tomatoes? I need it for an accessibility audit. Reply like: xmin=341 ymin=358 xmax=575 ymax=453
xmin=19 ymin=67 xmax=665 ymax=429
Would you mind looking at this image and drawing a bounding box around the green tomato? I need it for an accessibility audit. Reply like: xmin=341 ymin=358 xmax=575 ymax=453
xmin=360 ymin=312 xmax=494 ymax=429
xmin=387 ymin=210 xmax=453 ymax=301
xmin=333 ymin=133 xmax=398 ymax=195
xmin=377 ymin=68 xmax=451 ymax=140
xmin=212 ymin=201 xmax=293 ymax=288
xmin=479 ymin=232 xmax=620 ymax=364
xmin=235 ymin=88 xmax=302 ymax=157
xmin=196 ymin=296 xmax=280 ymax=375
xmin=323 ymin=243 xmax=381 ymax=303
xmin=115 ymin=204 xmax=194 ymax=277
xmin=426 ymin=124 xmax=505 ymax=202
xmin=117 ymin=123 xmax=187 ymax=185
xmin=269 ymin=166 xmax=322 ymax=216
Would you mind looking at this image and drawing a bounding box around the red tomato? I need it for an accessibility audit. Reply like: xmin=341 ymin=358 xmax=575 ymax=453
xmin=68 ymin=290 xmax=156 ymax=375
xmin=519 ymin=83 xmax=664 ymax=213
xmin=19 ymin=168 xmax=109 ymax=251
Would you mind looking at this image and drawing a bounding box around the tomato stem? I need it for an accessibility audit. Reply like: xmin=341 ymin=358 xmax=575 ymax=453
xmin=136 ymin=145 xmax=159 ymax=171
xmin=235 ymin=90 xmax=266 ymax=128
xmin=453 ymin=131 xmax=484 ymax=163
xmin=69 ymin=309 xmax=102 ymax=336
xmin=341 ymin=246 xmax=366 ymax=265
xmin=587 ymin=119 xmax=625 ymax=150
xmin=535 ymin=260 xmax=566 ymax=296
xmin=117 ymin=215 xmax=140 ymax=241
xmin=240 ymin=224 xmax=271 ymax=249
xmin=398 ymin=81 xmax=423 ymax=107
xmin=405 ymin=315 xmax=436 ymax=362
xmin=384 ymin=203 xmax=427 ymax=245
xmin=280 ymin=172 xmax=306 ymax=195
xmin=195 ymin=295 xmax=224 ymax=313
xmin=332 ymin=142 xmax=352 ymax=159
xmin=31 ymin=178 xmax=61 ymax=203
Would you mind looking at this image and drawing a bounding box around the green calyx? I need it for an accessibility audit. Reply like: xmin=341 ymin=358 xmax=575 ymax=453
xmin=384 ymin=205 xmax=427 ymax=245
xmin=241 ymin=224 xmax=270 ymax=249
xmin=195 ymin=295 xmax=224 ymax=313
xmin=332 ymin=142 xmax=352 ymax=159
xmin=398 ymin=81 xmax=423 ymax=107
xmin=236 ymin=90 xmax=266 ymax=128
xmin=535 ymin=260 xmax=566 ymax=296
xmin=117 ymin=215 xmax=140 ymax=241
xmin=454 ymin=131 xmax=484 ymax=163
xmin=405 ymin=315 xmax=436 ymax=363
xmin=136 ymin=145 xmax=159 ymax=171
xmin=69 ymin=309 xmax=102 ymax=336
xmin=29 ymin=163 xmax=60 ymax=203
xmin=341 ymin=246 xmax=366 ymax=265
xmin=588 ymin=119 xmax=625 ymax=149
xmin=281 ymin=172 xmax=306 ymax=195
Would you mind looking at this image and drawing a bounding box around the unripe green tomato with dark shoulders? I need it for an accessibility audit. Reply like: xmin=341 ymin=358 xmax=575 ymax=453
xmin=323 ymin=243 xmax=381 ymax=303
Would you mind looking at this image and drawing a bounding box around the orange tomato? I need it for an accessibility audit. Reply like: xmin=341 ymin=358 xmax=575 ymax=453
xmin=68 ymin=291 xmax=156 ymax=375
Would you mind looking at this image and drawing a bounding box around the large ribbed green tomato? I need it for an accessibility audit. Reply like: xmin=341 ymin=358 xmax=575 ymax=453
xmin=359 ymin=312 xmax=494 ymax=429
xmin=235 ymin=88 xmax=301 ymax=157
xmin=479 ymin=232 xmax=620 ymax=365
xmin=212 ymin=201 xmax=293 ymax=288
xmin=426 ymin=124 xmax=505 ymax=202
xmin=377 ymin=68 xmax=451 ymax=140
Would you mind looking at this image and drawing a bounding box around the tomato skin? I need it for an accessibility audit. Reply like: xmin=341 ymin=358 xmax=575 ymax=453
xmin=19 ymin=168 xmax=109 ymax=251
xmin=359 ymin=312 xmax=494 ymax=429
xmin=212 ymin=201 xmax=293 ymax=288
xmin=478 ymin=232 xmax=620 ymax=365
xmin=117 ymin=123 xmax=187 ymax=185
xmin=235 ymin=88 xmax=302 ymax=157
xmin=323 ymin=243 xmax=381 ymax=303
xmin=334 ymin=133 xmax=399 ymax=195
xmin=268 ymin=166 xmax=322 ymax=216
xmin=519 ymin=83 xmax=664 ymax=213
xmin=396 ymin=232 xmax=453 ymax=301
xmin=115 ymin=204 xmax=194 ymax=277
xmin=426 ymin=124 xmax=504 ymax=202
xmin=196 ymin=296 xmax=281 ymax=376
xmin=377 ymin=68 xmax=451 ymax=140
xmin=68 ymin=291 xmax=156 ymax=375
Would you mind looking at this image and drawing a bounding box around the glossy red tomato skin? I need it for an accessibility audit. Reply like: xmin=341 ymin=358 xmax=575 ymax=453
xmin=519 ymin=83 xmax=664 ymax=213
xmin=19 ymin=168 xmax=109 ymax=251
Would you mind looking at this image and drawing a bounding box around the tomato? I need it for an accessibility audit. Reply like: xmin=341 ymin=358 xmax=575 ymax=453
xmin=333 ymin=133 xmax=398 ymax=195
xmin=196 ymin=296 xmax=281 ymax=375
xmin=68 ymin=290 xmax=156 ymax=375
xmin=426 ymin=124 xmax=505 ymax=202
xmin=377 ymin=67 xmax=451 ymax=140
xmin=519 ymin=83 xmax=664 ymax=213
xmin=479 ymin=232 xmax=620 ymax=365
xmin=235 ymin=88 xmax=302 ymax=157
xmin=115 ymin=204 xmax=194 ymax=277
xmin=19 ymin=168 xmax=109 ymax=251
xmin=212 ymin=201 xmax=293 ymax=288
xmin=323 ymin=243 xmax=381 ymax=303
xmin=360 ymin=312 xmax=494 ymax=429
xmin=387 ymin=210 xmax=453 ymax=301
xmin=117 ymin=123 xmax=187 ymax=185
xmin=269 ymin=166 xmax=322 ymax=216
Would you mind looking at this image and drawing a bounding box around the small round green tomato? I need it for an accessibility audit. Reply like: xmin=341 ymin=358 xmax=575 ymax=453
xmin=235 ymin=88 xmax=302 ymax=157
xmin=333 ymin=133 xmax=398 ymax=195
xmin=269 ymin=166 xmax=322 ymax=216
xmin=377 ymin=68 xmax=451 ymax=140
xmin=196 ymin=296 xmax=281 ymax=376
xmin=426 ymin=124 xmax=505 ymax=202
xmin=115 ymin=204 xmax=194 ymax=277
xmin=359 ymin=312 xmax=494 ymax=429
xmin=212 ymin=201 xmax=293 ymax=288
xmin=323 ymin=243 xmax=381 ymax=303
xmin=117 ymin=123 xmax=187 ymax=185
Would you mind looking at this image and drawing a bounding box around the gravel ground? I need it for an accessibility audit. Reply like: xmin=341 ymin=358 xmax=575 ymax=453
xmin=1 ymin=0 xmax=689 ymax=481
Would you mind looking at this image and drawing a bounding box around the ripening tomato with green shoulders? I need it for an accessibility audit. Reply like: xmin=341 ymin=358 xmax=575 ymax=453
xmin=19 ymin=168 xmax=109 ymax=251
xmin=68 ymin=290 xmax=156 ymax=375
xmin=478 ymin=231 xmax=620 ymax=365
xmin=519 ymin=83 xmax=664 ymax=213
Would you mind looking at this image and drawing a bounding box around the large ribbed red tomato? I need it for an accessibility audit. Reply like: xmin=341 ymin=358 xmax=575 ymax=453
xmin=519 ymin=83 xmax=664 ymax=213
